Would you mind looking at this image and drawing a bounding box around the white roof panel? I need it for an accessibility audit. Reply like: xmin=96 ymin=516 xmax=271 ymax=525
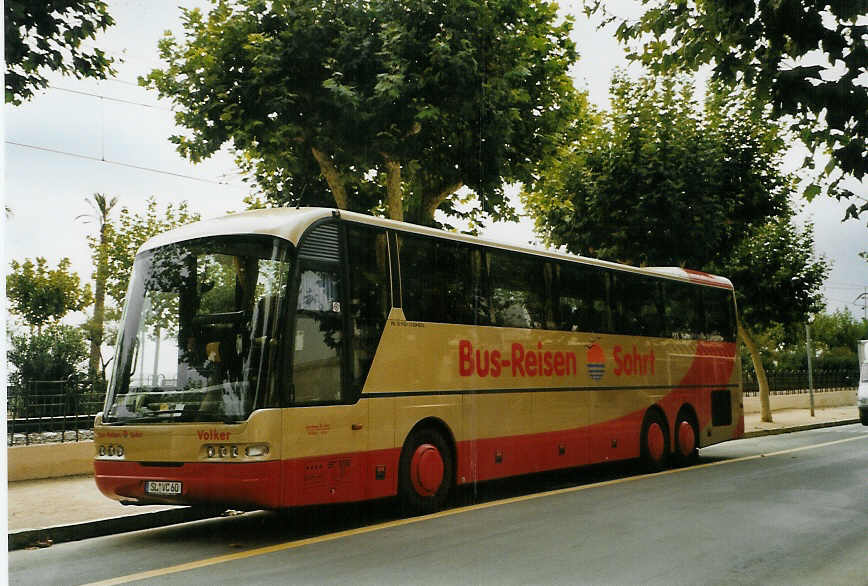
xmin=138 ymin=207 xmax=734 ymax=290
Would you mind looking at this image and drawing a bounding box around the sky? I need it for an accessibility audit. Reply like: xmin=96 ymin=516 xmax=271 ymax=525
xmin=3 ymin=0 xmax=868 ymax=325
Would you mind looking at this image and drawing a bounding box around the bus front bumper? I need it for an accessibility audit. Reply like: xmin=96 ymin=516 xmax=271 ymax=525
xmin=94 ymin=460 xmax=282 ymax=509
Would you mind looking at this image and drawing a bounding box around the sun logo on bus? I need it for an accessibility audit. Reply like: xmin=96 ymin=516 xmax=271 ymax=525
xmin=586 ymin=343 xmax=605 ymax=381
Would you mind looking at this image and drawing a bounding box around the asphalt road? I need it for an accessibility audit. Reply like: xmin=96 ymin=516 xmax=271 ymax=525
xmin=10 ymin=424 xmax=868 ymax=586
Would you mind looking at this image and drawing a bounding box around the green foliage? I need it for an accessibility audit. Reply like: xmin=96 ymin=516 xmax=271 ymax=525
xmin=5 ymin=0 xmax=116 ymax=105
xmin=719 ymin=215 xmax=829 ymax=332
xmin=7 ymin=323 xmax=89 ymax=386
xmin=6 ymin=257 xmax=93 ymax=332
xmin=744 ymin=310 xmax=868 ymax=371
xmin=525 ymin=72 xmax=828 ymax=335
xmin=102 ymin=197 xmax=200 ymax=307
xmin=142 ymin=0 xmax=588 ymax=226
xmin=525 ymin=74 xmax=788 ymax=268
xmin=808 ymin=310 xmax=868 ymax=367
xmin=586 ymin=0 xmax=868 ymax=221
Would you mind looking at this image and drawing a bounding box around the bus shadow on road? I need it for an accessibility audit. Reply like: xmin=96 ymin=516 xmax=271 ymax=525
xmin=127 ymin=458 xmax=687 ymax=551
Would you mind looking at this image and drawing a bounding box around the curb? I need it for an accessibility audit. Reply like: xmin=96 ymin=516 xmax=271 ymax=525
xmin=742 ymin=418 xmax=860 ymax=439
xmin=8 ymin=507 xmax=219 ymax=551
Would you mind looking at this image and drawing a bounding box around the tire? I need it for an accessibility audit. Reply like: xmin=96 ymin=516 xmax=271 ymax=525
xmin=398 ymin=427 xmax=454 ymax=514
xmin=672 ymin=410 xmax=699 ymax=467
xmin=640 ymin=409 xmax=670 ymax=472
xmin=860 ymin=407 xmax=868 ymax=426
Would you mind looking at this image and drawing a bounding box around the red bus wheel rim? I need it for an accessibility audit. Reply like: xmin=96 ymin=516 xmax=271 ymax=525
xmin=678 ymin=421 xmax=695 ymax=456
xmin=411 ymin=444 xmax=444 ymax=497
xmin=647 ymin=422 xmax=665 ymax=462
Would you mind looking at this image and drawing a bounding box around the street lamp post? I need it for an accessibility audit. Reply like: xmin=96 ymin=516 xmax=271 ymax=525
xmin=805 ymin=323 xmax=815 ymax=417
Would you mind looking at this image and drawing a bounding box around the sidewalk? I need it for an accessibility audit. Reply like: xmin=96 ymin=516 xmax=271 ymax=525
xmin=743 ymin=404 xmax=860 ymax=437
xmin=8 ymin=405 xmax=862 ymax=549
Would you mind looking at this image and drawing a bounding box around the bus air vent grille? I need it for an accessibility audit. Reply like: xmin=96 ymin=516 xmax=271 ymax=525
xmin=299 ymin=223 xmax=340 ymax=262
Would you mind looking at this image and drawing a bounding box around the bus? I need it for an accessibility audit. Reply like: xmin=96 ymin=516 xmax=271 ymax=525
xmin=94 ymin=207 xmax=743 ymax=513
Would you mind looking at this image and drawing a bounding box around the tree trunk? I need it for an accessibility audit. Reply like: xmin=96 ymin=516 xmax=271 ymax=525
xmin=381 ymin=155 xmax=403 ymax=221
xmin=88 ymin=224 xmax=108 ymax=383
xmin=737 ymin=317 xmax=772 ymax=423
xmin=311 ymin=146 xmax=349 ymax=209
xmin=420 ymin=182 xmax=463 ymax=225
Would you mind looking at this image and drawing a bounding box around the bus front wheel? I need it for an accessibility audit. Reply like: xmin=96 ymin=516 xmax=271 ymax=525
xmin=398 ymin=427 xmax=453 ymax=514
xmin=640 ymin=409 xmax=670 ymax=472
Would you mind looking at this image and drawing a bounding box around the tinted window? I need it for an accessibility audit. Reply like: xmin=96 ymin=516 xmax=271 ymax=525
xmin=702 ymin=287 xmax=736 ymax=342
xmin=487 ymin=250 xmax=548 ymax=328
xmin=664 ymin=280 xmax=701 ymax=339
xmin=614 ymin=272 xmax=665 ymax=337
xmin=556 ymin=262 xmax=612 ymax=333
xmin=399 ymin=234 xmax=487 ymax=325
xmin=346 ymin=224 xmax=390 ymax=391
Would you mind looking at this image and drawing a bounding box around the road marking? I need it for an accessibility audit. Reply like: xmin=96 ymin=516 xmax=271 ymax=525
xmin=86 ymin=431 xmax=868 ymax=586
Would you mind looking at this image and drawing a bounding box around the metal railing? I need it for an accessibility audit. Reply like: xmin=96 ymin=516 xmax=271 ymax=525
xmin=742 ymin=369 xmax=859 ymax=396
xmin=7 ymin=380 xmax=106 ymax=446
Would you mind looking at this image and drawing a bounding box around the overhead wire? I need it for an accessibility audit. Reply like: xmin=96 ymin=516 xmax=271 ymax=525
xmin=8 ymin=82 xmax=246 ymax=187
xmin=5 ymin=140 xmax=245 ymax=187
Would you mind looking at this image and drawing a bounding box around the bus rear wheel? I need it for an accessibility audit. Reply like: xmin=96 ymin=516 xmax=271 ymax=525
xmin=673 ymin=411 xmax=699 ymax=467
xmin=640 ymin=409 xmax=670 ymax=472
xmin=398 ymin=427 xmax=453 ymax=514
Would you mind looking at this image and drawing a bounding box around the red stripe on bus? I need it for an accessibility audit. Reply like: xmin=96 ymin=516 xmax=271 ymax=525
xmin=683 ymin=269 xmax=733 ymax=289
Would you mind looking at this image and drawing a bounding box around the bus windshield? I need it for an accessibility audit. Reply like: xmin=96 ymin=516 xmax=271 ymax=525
xmin=103 ymin=235 xmax=293 ymax=424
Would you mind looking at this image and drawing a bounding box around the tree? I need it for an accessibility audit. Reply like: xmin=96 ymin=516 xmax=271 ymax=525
xmin=77 ymin=192 xmax=118 ymax=383
xmin=8 ymin=324 xmax=90 ymax=417
xmin=757 ymin=309 xmax=868 ymax=371
xmin=525 ymin=74 xmax=788 ymax=266
xmin=5 ymin=0 xmax=115 ymax=105
xmin=720 ymin=216 xmax=829 ymax=418
xmin=525 ymin=74 xmax=828 ymax=422
xmin=142 ymin=0 xmax=588 ymax=227
xmin=6 ymin=257 xmax=93 ymax=333
xmin=8 ymin=324 xmax=89 ymax=386
xmin=585 ymin=0 xmax=868 ymax=221
xmin=103 ymin=197 xmax=200 ymax=308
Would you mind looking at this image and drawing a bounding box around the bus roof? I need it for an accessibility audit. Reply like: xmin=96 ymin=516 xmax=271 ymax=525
xmin=139 ymin=207 xmax=734 ymax=290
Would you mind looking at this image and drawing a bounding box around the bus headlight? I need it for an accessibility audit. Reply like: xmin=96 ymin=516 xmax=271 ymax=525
xmin=203 ymin=444 xmax=269 ymax=459
xmin=98 ymin=444 xmax=124 ymax=459
xmin=245 ymin=444 xmax=269 ymax=457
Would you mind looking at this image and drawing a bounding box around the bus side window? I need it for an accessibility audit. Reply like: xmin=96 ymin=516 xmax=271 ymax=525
xmin=398 ymin=234 xmax=486 ymax=326
xmin=346 ymin=224 xmax=389 ymax=392
xmin=703 ymin=287 xmax=737 ymax=342
xmin=487 ymin=250 xmax=547 ymax=329
xmin=665 ymin=281 xmax=700 ymax=339
xmin=557 ymin=262 xmax=611 ymax=333
xmin=294 ymin=267 xmax=344 ymax=403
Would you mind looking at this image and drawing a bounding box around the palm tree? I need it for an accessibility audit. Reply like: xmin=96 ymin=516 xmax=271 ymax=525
xmin=77 ymin=193 xmax=119 ymax=385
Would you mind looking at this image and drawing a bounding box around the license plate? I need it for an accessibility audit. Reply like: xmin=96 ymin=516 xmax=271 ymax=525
xmin=144 ymin=481 xmax=182 ymax=496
